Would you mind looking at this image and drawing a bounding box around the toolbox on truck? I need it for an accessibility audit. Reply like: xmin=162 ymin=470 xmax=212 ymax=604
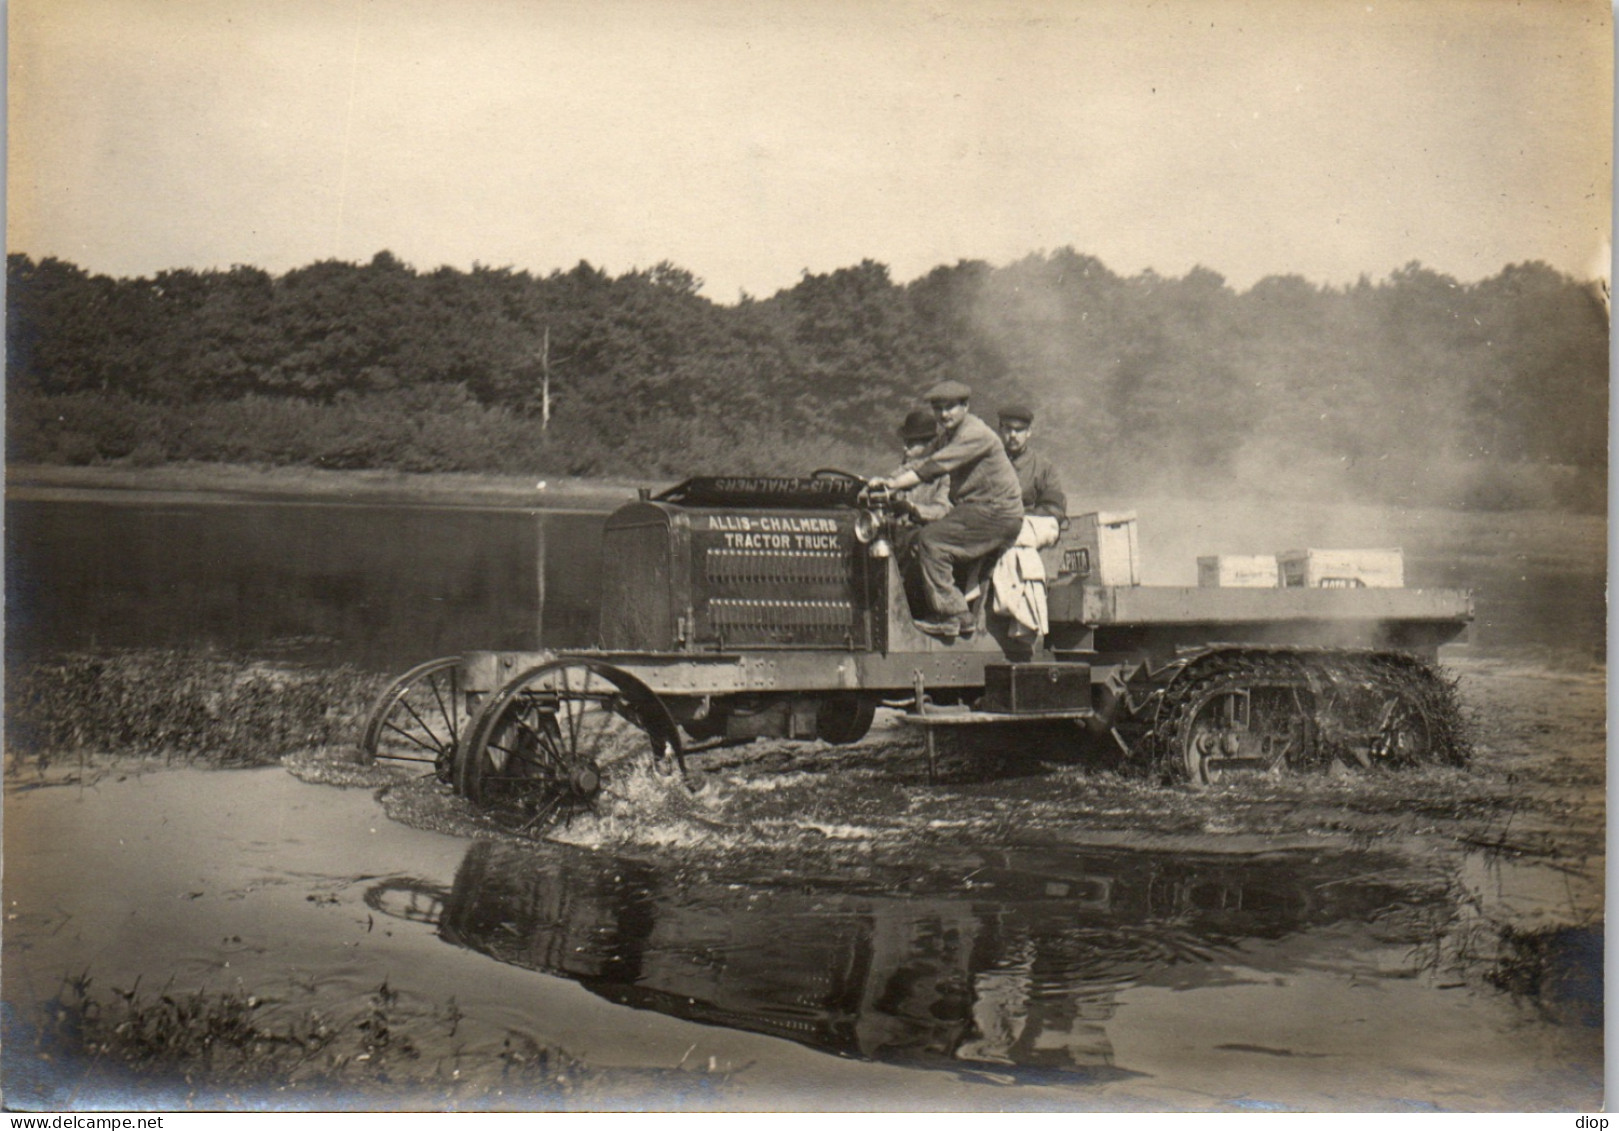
xmin=981 ymin=663 xmax=1092 ymax=714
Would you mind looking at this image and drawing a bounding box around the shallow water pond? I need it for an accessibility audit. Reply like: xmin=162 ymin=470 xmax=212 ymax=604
xmin=2 ymin=745 xmax=1600 ymax=1111
xmin=2 ymin=493 xmax=1605 ymax=1110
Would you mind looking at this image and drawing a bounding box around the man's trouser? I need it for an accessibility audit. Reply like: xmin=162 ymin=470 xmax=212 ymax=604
xmin=915 ymin=505 xmax=1023 ymax=618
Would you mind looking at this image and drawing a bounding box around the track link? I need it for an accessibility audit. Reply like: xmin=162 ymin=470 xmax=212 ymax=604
xmin=1135 ymin=647 xmax=1468 ymax=784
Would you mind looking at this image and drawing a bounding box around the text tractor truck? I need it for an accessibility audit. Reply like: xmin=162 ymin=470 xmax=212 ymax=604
xmin=360 ymin=473 xmax=1472 ymax=832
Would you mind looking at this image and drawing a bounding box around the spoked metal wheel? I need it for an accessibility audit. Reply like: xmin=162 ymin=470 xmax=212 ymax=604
xmin=1178 ymin=684 xmax=1316 ymax=786
xmin=455 ymin=659 xmax=686 ymax=834
xmin=358 ymin=656 xmax=466 ymax=780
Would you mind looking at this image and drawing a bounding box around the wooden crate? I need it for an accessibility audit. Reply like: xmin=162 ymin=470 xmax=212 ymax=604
xmin=1065 ymin=511 xmax=1141 ymax=587
xmin=1277 ymin=548 xmax=1404 ymax=589
xmin=1197 ymin=554 xmax=1280 ymax=588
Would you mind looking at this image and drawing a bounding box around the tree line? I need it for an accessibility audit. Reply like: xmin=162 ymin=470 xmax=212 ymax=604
xmin=6 ymin=248 xmax=1608 ymax=511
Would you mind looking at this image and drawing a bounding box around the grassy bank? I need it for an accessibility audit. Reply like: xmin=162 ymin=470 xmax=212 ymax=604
xmin=4 ymin=651 xmax=383 ymax=779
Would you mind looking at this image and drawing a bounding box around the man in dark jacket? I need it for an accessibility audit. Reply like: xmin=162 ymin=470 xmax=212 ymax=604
xmin=997 ymin=403 xmax=1068 ymax=523
xmin=894 ymin=409 xmax=951 ymax=523
xmin=891 ymin=408 xmax=951 ymax=619
xmin=869 ymin=381 xmax=1023 ymax=637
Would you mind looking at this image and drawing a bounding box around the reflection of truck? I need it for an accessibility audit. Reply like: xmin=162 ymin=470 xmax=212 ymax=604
xmin=365 ymin=840 xmax=1434 ymax=1073
xmin=361 ymin=474 xmax=1472 ymax=828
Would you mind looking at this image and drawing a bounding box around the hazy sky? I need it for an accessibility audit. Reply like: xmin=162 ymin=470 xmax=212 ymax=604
xmin=8 ymin=0 xmax=1612 ymax=302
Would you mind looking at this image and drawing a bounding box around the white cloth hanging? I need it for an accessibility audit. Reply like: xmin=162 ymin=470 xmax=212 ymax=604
xmin=1016 ymin=515 xmax=1061 ymax=550
xmin=991 ymin=515 xmax=1057 ymax=639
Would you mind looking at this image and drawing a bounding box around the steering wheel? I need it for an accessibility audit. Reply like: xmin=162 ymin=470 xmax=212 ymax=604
xmin=811 ymin=468 xmax=868 ymax=484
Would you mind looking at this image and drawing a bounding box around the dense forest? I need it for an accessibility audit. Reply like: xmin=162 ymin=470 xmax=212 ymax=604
xmin=6 ymin=248 xmax=1608 ymax=511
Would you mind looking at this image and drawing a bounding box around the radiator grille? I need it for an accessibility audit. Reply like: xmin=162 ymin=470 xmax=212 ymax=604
xmin=704 ymin=548 xmax=849 ymax=585
xmin=709 ymin=599 xmax=856 ymax=638
xmin=697 ymin=539 xmax=864 ymax=647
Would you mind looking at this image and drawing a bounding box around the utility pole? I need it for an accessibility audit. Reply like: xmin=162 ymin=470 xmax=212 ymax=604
xmin=540 ymin=325 xmax=552 ymax=432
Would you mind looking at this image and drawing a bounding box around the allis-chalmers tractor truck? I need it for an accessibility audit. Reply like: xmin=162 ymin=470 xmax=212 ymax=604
xmin=361 ymin=473 xmax=1472 ymax=831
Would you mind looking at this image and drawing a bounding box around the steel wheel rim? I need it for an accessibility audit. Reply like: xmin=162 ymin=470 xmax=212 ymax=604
xmin=359 ymin=656 xmax=464 ymax=779
xmin=462 ymin=661 xmax=681 ymax=833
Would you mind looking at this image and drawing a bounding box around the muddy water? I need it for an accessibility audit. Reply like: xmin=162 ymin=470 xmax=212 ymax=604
xmin=3 ymin=705 xmax=1603 ymax=1110
xmin=4 ymin=499 xmax=606 ymax=670
xmin=6 ymin=495 xmax=1607 ymax=666
xmin=3 ymin=493 xmax=1605 ymax=1110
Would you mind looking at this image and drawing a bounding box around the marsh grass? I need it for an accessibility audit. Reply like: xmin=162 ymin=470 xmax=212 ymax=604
xmin=5 ymin=650 xmax=386 ymax=776
xmin=42 ymin=972 xmax=348 ymax=1084
xmin=40 ymin=973 xmax=476 ymax=1092
xmin=29 ymin=971 xmax=731 ymax=1108
xmin=1484 ymin=922 xmax=1605 ymax=1027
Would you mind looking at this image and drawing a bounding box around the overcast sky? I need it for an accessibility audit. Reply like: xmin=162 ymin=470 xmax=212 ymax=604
xmin=8 ymin=0 xmax=1611 ymax=302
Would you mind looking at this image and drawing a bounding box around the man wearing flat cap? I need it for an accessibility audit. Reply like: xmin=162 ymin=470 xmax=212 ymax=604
xmin=891 ymin=409 xmax=951 ymax=618
xmin=869 ymin=381 xmax=1023 ymax=637
xmin=997 ymin=403 xmax=1068 ymax=522
xmin=893 ymin=409 xmax=951 ymax=524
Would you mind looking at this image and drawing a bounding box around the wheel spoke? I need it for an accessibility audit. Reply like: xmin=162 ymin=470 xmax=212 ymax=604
xmin=380 ymin=719 xmax=448 ymax=757
xmin=484 ymin=740 xmax=537 ymax=774
xmin=578 ymin=699 xmax=625 ymax=765
xmin=396 ymin=695 xmax=439 ymax=738
xmin=359 ymin=657 xmax=465 ymax=766
xmin=522 ymin=717 xmax=569 ymax=767
xmin=390 ymin=700 xmax=452 ymax=756
xmin=559 ymin=666 xmax=582 ymax=753
xmin=511 ymin=715 xmax=564 ymax=769
xmin=489 ymin=733 xmax=556 ymax=772
xmin=574 ymin=673 xmax=615 ymax=761
xmin=458 ymin=659 xmax=679 ymax=835
xmin=514 ymin=794 xmax=565 ymax=833
xmin=427 ymin=673 xmax=458 ymax=735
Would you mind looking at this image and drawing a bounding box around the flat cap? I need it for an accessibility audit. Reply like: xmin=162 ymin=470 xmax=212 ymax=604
xmin=997 ymin=403 xmax=1035 ymax=425
xmin=923 ymin=379 xmax=972 ymax=402
xmin=898 ymin=409 xmax=937 ymax=442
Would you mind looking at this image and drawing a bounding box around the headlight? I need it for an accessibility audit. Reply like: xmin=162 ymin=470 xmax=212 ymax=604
xmin=853 ymin=509 xmax=882 ymax=544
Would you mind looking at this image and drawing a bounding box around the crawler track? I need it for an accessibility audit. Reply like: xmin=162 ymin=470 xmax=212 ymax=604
xmin=1140 ymin=648 xmax=1469 ymax=784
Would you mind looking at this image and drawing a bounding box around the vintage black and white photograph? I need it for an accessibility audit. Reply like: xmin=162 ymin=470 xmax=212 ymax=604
xmin=3 ymin=0 xmax=1609 ymax=1114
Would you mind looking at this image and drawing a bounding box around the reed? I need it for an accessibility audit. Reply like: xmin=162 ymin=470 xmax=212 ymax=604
xmin=4 ymin=650 xmax=385 ymax=773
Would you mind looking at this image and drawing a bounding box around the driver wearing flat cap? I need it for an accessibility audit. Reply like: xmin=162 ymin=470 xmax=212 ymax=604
xmin=868 ymin=381 xmax=1023 ymax=638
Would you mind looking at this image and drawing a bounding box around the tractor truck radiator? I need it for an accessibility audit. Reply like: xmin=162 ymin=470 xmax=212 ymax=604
xmin=600 ymin=500 xmax=871 ymax=651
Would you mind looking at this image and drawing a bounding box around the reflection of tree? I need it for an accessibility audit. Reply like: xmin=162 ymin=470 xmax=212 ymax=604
xmin=369 ymin=842 xmax=1433 ymax=1078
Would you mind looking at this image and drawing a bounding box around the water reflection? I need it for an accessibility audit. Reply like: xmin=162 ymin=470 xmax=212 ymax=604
xmin=367 ymin=842 xmax=1441 ymax=1077
xmin=6 ymin=500 xmax=607 ymax=670
xmin=5 ymin=496 xmax=1606 ymax=666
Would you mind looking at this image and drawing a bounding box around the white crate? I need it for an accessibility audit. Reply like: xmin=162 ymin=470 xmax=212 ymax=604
xmin=1198 ymin=554 xmax=1280 ymax=588
xmin=1065 ymin=511 xmax=1141 ymax=587
xmin=1277 ymin=548 xmax=1404 ymax=589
